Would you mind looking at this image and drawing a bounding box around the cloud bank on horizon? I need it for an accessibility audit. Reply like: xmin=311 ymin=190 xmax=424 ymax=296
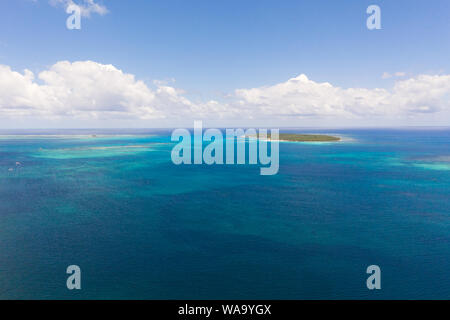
xmin=1 ymin=60 xmax=450 ymax=127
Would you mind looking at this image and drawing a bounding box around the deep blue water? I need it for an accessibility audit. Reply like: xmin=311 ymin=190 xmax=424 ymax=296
xmin=0 ymin=128 xmax=449 ymax=299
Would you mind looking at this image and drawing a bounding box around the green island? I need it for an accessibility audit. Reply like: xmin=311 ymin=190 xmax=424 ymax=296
xmin=252 ymin=133 xmax=341 ymax=142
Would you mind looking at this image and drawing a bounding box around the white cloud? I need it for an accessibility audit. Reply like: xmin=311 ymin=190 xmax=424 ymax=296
xmin=0 ymin=61 xmax=197 ymax=121
xmin=382 ymin=71 xmax=407 ymax=79
xmin=394 ymin=72 xmax=406 ymax=77
xmin=381 ymin=72 xmax=392 ymax=79
xmin=1 ymin=61 xmax=450 ymax=127
xmin=49 ymin=0 xmax=108 ymax=17
xmin=234 ymin=73 xmax=450 ymax=123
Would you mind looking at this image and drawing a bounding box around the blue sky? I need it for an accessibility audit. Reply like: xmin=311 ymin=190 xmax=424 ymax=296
xmin=1 ymin=0 xmax=450 ymax=128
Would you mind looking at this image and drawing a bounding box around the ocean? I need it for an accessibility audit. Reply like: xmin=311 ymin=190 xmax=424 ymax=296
xmin=0 ymin=128 xmax=449 ymax=299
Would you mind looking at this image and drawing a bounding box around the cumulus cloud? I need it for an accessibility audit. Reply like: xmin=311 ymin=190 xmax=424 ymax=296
xmin=0 ymin=61 xmax=199 ymax=120
xmin=49 ymin=0 xmax=108 ymax=17
xmin=234 ymin=73 xmax=450 ymax=120
xmin=1 ymin=61 xmax=450 ymax=126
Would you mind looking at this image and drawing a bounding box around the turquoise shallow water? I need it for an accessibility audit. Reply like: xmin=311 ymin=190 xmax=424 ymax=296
xmin=0 ymin=128 xmax=449 ymax=299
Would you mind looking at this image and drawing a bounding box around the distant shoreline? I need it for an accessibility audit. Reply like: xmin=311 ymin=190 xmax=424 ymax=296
xmin=251 ymin=133 xmax=341 ymax=142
